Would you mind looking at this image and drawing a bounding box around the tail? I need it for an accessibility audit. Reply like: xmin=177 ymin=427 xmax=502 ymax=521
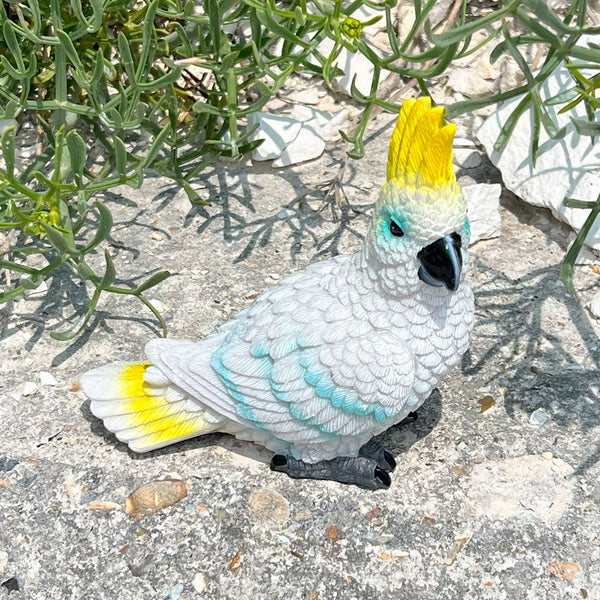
xmin=80 ymin=362 xmax=222 ymax=453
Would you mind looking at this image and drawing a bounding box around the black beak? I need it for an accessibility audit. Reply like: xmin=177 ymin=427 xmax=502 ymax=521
xmin=417 ymin=233 xmax=462 ymax=292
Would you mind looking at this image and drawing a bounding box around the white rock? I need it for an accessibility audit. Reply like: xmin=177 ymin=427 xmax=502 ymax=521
xmin=289 ymin=87 xmax=320 ymax=105
xmin=447 ymin=68 xmax=495 ymax=99
xmin=477 ymin=35 xmax=600 ymax=251
xmin=273 ymin=124 xmax=324 ymax=167
xmin=22 ymin=382 xmax=38 ymax=396
xmin=248 ymin=108 xmax=348 ymax=166
xmin=164 ymin=583 xmax=183 ymax=600
xmin=192 ymin=573 xmax=207 ymax=594
xmin=290 ymin=105 xmax=348 ymax=140
xmin=454 ymin=148 xmax=483 ymax=169
xmin=23 ymin=280 xmax=48 ymax=298
xmin=247 ymin=113 xmax=302 ymax=161
xmin=148 ymin=298 xmax=168 ymax=313
xmin=39 ymin=371 xmax=57 ymax=387
xmin=464 ymin=184 xmax=502 ymax=245
xmin=529 ymin=408 xmax=549 ymax=426
xmin=588 ymin=290 xmax=600 ymax=319
xmin=573 ymin=244 xmax=599 ymax=265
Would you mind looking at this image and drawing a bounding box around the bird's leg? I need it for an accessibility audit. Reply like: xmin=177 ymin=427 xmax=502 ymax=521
xmin=270 ymin=454 xmax=391 ymax=491
xmin=402 ymin=411 xmax=419 ymax=424
xmin=358 ymin=439 xmax=396 ymax=473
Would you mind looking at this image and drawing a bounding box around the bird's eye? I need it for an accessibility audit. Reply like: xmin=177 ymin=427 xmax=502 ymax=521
xmin=389 ymin=220 xmax=404 ymax=237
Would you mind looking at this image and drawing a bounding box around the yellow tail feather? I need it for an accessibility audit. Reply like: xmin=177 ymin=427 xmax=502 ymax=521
xmin=81 ymin=362 xmax=220 ymax=453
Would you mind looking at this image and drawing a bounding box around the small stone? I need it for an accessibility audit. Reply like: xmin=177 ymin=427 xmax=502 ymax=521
xmin=463 ymin=184 xmax=501 ymax=245
xmin=248 ymin=488 xmax=289 ymax=526
xmin=247 ymin=113 xmax=302 ymax=161
xmin=326 ymin=524 xmax=343 ymax=540
xmin=289 ymin=88 xmax=320 ymax=105
xmin=39 ymin=371 xmax=57 ymax=386
xmin=88 ymin=501 xmax=122 ymax=511
xmin=148 ymin=298 xmax=168 ymax=313
xmin=192 ymin=573 xmax=207 ymax=594
xmin=125 ymin=479 xmax=188 ymax=520
xmin=273 ymin=123 xmax=324 ymax=167
xmin=529 ymin=408 xmax=549 ymax=426
xmin=1 ymin=577 xmax=19 ymax=592
xmin=229 ymin=551 xmax=242 ymax=574
xmin=587 ymin=290 xmax=600 ymax=319
xmin=150 ymin=231 xmax=164 ymax=242
xmin=546 ymin=561 xmax=579 ymax=581
xmin=380 ymin=551 xmax=410 ymax=560
xmin=163 ymin=583 xmax=183 ymax=600
xmin=454 ymin=148 xmax=483 ymax=169
xmin=541 ymin=452 xmax=553 ymax=461
xmin=22 ymin=382 xmax=37 ymax=396
xmin=478 ymin=395 xmax=495 ymax=413
xmin=269 ymin=273 xmax=280 ymax=281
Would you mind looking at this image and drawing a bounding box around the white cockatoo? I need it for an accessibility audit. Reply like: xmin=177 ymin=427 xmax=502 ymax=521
xmin=81 ymin=97 xmax=474 ymax=490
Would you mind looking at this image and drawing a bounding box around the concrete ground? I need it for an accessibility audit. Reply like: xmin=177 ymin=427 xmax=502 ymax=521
xmin=1 ymin=112 xmax=599 ymax=600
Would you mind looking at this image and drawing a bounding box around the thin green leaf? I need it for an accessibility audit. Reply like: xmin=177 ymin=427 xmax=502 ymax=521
xmin=66 ymin=130 xmax=87 ymax=182
xmin=83 ymin=201 xmax=113 ymax=253
xmin=1 ymin=125 xmax=16 ymax=177
xmin=561 ymin=196 xmax=600 ymax=291
xmin=134 ymin=270 xmax=171 ymax=294
xmin=113 ymin=136 xmax=128 ymax=176
xmin=571 ymin=117 xmax=600 ymax=136
xmin=101 ymin=249 xmax=116 ymax=289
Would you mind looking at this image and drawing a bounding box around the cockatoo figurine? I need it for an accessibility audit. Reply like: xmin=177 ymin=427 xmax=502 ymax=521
xmin=81 ymin=97 xmax=474 ymax=490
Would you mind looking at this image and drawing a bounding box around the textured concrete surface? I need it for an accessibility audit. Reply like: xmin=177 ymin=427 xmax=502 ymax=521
xmin=1 ymin=112 xmax=600 ymax=599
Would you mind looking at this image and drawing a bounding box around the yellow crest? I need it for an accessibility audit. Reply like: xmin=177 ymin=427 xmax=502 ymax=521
xmin=387 ymin=97 xmax=456 ymax=189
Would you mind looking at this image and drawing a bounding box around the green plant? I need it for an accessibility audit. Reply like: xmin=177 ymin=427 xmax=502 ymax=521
xmin=0 ymin=0 xmax=599 ymax=340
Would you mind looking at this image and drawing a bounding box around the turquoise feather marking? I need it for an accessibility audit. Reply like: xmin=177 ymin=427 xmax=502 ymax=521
xmin=213 ymin=337 xmax=395 ymax=439
xmin=378 ymin=205 xmax=409 ymax=242
xmin=304 ymin=365 xmax=394 ymax=422
xmin=211 ymin=343 xmax=267 ymax=430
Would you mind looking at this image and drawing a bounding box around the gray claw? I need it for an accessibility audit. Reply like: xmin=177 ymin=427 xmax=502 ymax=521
xmin=270 ymin=454 xmax=391 ymax=491
xmin=358 ymin=439 xmax=396 ymax=472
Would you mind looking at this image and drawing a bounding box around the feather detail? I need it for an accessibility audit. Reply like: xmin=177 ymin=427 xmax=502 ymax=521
xmin=386 ymin=96 xmax=457 ymax=192
xmin=81 ymin=362 xmax=222 ymax=452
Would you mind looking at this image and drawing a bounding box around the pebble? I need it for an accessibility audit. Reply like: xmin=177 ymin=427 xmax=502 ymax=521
xmin=454 ymin=148 xmax=483 ymax=169
xmin=269 ymin=273 xmax=280 ymax=281
xmin=148 ymin=298 xmax=169 ymax=313
xmin=22 ymin=382 xmax=37 ymax=396
xmin=541 ymin=451 xmax=553 ymax=460
xmin=586 ymin=290 xmax=600 ymax=319
xmin=163 ymin=583 xmax=183 ymax=600
xmin=248 ymin=488 xmax=289 ymax=526
xmin=529 ymin=408 xmax=549 ymax=426
xmin=39 ymin=371 xmax=57 ymax=387
xmin=125 ymin=479 xmax=188 ymax=520
xmin=289 ymin=88 xmax=320 ymax=105
xmin=192 ymin=573 xmax=207 ymax=594
xmin=546 ymin=561 xmax=579 ymax=581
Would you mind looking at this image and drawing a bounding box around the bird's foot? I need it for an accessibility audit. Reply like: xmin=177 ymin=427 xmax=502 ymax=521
xmin=402 ymin=411 xmax=419 ymax=424
xmin=270 ymin=453 xmax=392 ymax=491
xmin=358 ymin=439 xmax=396 ymax=473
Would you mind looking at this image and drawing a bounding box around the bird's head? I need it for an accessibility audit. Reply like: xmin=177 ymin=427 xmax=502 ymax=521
xmin=364 ymin=97 xmax=469 ymax=296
